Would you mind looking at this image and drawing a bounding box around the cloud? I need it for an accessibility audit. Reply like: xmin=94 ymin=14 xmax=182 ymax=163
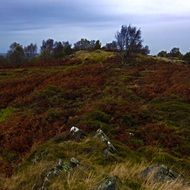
xmin=0 ymin=0 xmax=190 ymax=53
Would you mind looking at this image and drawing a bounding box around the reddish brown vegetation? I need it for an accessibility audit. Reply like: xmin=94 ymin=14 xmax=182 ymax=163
xmin=127 ymin=63 xmax=190 ymax=101
xmin=0 ymin=55 xmax=189 ymax=176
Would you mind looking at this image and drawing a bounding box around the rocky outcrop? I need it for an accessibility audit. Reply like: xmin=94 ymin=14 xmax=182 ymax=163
xmin=32 ymin=158 xmax=80 ymax=190
xmin=95 ymin=129 xmax=117 ymax=159
xmin=140 ymin=164 xmax=182 ymax=182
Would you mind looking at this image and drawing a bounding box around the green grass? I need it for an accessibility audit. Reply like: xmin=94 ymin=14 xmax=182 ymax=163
xmin=74 ymin=50 xmax=115 ymax=63
xmin=0 ymin=107 xmax=15 ymax=123
xmin=150 ymin=98 xmax=190 ymax=128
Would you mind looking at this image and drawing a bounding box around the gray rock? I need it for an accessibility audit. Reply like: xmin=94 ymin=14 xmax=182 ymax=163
xmin=95 ymin=129 xmax=109 ymax=143
xmin=95 ymin=129 xmax=117 ymax=158
xmin=33 ymin=158 xmax=80 ymax=190
xmin=70 ymin=157 xmax=80 ymax=168
xmin=97 ymin=176 xmax=118 ymax=190
xmin=71 ymin=129 xmax=86 ymax=140
xmin=140 ymin=164 xmax=182 ymax=182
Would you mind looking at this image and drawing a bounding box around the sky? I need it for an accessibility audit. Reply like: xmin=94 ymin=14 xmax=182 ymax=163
xmin=0 ymin=0 xmax=190 ymax=54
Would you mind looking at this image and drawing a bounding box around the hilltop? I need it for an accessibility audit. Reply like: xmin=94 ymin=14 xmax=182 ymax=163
xmin=0 ymin=50 xmax=190 ymax=190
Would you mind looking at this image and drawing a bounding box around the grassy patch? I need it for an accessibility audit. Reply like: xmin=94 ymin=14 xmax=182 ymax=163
xmin=150 ymin=98 xmax=190 ymax=128
xmin=0 ymin=107 xmax=15 ymax=123
xmin=74 ymin=50 xmax=114 ymax=63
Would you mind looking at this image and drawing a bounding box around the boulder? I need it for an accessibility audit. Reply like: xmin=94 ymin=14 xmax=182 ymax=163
xmin=140 ymin=164 xmax=182 ymax=182
xmin=33 ymin=158 xmax=80 ymax=190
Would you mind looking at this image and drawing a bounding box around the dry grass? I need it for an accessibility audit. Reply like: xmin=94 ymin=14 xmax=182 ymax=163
xmin=3 ymin=158 xmax=190 ymax=190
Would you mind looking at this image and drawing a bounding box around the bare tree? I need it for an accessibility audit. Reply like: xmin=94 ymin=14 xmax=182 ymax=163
xmin=115 ymin=25 xmax=149 ymax=56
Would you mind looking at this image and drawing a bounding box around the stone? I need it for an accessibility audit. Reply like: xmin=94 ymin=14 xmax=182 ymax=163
xmin=70 ymin=126 xmax=86 ymax=140
xmin=70 ymin=126 xmax=80 ymax=133
xmin=97 ymin=176 xmax=118 ymax=190
xmin=70 ymin=157 xmax=80 ymax=168
xmin=95 ymin=129 xmax=117 ymax=158
xmin=140 ymin=164 xmax=182 ymax=182
xmin=33 ymin=158 xmax=80 ymax=190
xmin=95 ymin=129 xmax=109 ymax=143
xmin=107 ymin=141 xmax=117 ymax=153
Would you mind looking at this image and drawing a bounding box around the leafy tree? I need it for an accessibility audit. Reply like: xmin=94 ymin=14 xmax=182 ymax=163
xmin=74 ymin=39 xmax=91 ymax=50
xmin=183 ymin=52 xmax=190 ymax=62
xmin=140 ymin=45 xmax=150 ymax=55
xmin=24 ymin=43 xmax=37 ymax=58
xmin=62 ymin=41 xmax=72 ymax=55
xmin=169 ymin=48 xmax=182 ymax=58
xmin=157 ymin=51 xmax=168 ymax=57
xmin=7 ymin=42 xmax=25 ymax=64
xmin=41 ymin=39 xmax=54 ymax=58
xmin=115 ymin=25 xmax=149 ymax=56
xmin=95 ymin=40 xmax=101 ymax=50
xmin=74 ymin=39 xmax=101 ymax=51
xmin=53 ymin=41 xmax=64 ymax=58
xmin=104 ymin=41 xmax=117 ymax=51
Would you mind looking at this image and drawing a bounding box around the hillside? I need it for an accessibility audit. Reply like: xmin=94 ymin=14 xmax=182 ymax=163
xmin=0 ymin=50 xmax=190 ymax=189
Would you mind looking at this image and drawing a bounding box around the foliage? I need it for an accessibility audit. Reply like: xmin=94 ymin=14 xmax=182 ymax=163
xmin=7 ymin=42 xmax=25 ymax=64
xmin=0 ymin=107 xmax=15 ymax=123
xmin=168 ymin=47 xmax=182 ymax=58
xmin=24 ymin=43 xmax=38 ymax=58
xmin=157 ymin=51 xmax=168 ymax=57
xmin=115 ymin=25 xmax=150 ymax=57
xmin=74 ymin=39 xmax=101 ymax=51
xmin=183 ymin=51 xmax=190 ymax=62
xmin=104 ymin=41 xmax=118 ymax=51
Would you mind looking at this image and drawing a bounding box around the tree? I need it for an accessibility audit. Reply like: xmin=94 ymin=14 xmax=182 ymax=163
xmin=74 ymin=39 xmax=101 ymax=51
xmin=53 ymin=41 xmax=64 ymax=58
xmin=169 ymin=48 xmax=182 ymax=58
xmin=24 ymin=43 xmax=37 ymax=58
xmin=95 ymin=40 xmax=101 ymax=50
xmin=62 ymin=41 xmax=72 ymax=55
xmin=115 ymin=25 xmax=149 ymax=56
xmin=140 ymin=45 xmax=150 ymax=55
xmin=74 ymin=39 xmax=91 ymax=51
xmin=7 ymin=42 xmax=25 ymax=64
xmin=41 ymin=39 xmax=54 ymax=58
xmin=157 ymin=51 xmax=168 ymax=57
xmin=183 ymin=52 xmax=190 ymax=62
xmin=104 ymin=41 xmax=117 ymax=51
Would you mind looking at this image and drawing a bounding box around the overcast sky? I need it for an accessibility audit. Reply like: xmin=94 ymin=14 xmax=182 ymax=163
xmin=0 ymin=0 xmax=190 ymax=54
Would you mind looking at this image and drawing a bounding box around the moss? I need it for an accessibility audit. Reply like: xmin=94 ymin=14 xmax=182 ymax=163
xmin=0 ymin=107 xmax=15 ymax=123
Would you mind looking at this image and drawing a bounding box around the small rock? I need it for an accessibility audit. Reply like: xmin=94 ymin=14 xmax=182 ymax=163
xmin=70 ymin=126 xmax=86 ymax=140
xmin=97 ymin=176 xmax=118 ymax=190
xmin=107 ymin=141 xmax=117 ymax=153
xmin=70 ymin=126 xmax=80 ymax=133
xmin=70 ymin=157 xmax=80 ymax=168
xmin=95 ymin=129 xmax=109 ymax=143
